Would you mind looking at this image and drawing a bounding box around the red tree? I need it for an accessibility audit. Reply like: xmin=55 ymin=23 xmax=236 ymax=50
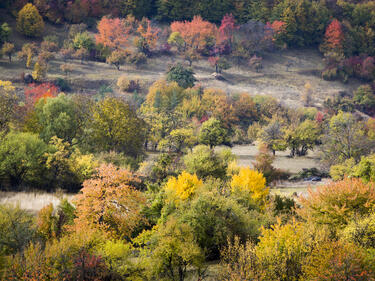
xmin=95 ymin=17 xmax=131 ymax=49
xmin=323 ymin=19 xmax=344 ymax=51
xmin=170 ymin=16 xmax=217 ymax=52
xmin=218 ymin=14 xmax=236 ymax=47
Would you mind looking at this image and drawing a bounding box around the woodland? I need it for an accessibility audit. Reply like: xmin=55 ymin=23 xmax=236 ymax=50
xmin=2 ymin=0 xmax=375 ymax=280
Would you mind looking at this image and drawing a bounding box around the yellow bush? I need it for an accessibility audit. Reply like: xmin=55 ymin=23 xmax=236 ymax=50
xmin=17 ymin=3 xmax=45 ymax=37
xmin=0 ymin=80 xmax=15 ymax=92
xmin=231 ymin=167 xmax=269 ymax=205
xmin=165 ymin=171 xmax=203 ymax=201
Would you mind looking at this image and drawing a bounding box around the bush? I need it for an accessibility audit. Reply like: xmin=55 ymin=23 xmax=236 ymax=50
xmin=55 ymin=78 xmax=71 ymax=92
xmin=302 ymin=240 xmax=374 ymax=281
xmin=117 ymin=75 xmax=141 ymax=93
xmin=298 ymin=178 xmax=375 ymax=231
xmin=126 ymin=52 xmax=147 ymax=66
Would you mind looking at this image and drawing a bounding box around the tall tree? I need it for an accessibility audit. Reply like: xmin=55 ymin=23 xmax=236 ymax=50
xmin=95 ymin=17 xmax=131 ymax=50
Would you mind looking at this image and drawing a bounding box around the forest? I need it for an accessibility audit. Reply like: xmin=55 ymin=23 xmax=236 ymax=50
xmin=2 ymin=0 xmax=375 ymax=280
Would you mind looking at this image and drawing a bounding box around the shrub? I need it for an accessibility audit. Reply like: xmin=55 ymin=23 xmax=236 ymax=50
xmin=341 ymin=212 xmax=375 ymax=249
xmin=117 ymin=75 xmax=141 ymax=93
xmin=126 ymin=52 xmax=147 ymax=66
xmin=16 ymin=3 xmax=44 ymax=37
xmin=302 ymin=241 xmax=374 ymax=281
xmin=298 ymin=178 xmax=375 ymax=230
xmin=164 ymin=171 xmax=203 ymax=202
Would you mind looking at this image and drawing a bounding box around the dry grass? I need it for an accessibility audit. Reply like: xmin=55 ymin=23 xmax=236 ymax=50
xmin=0 ymin=191 xmax=74 ymax=213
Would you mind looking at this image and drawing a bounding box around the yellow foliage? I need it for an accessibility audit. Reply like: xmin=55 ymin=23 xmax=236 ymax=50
xmin=0 ymin=80 xmax=15 ymax=92
xmin=231 ymin=167 xmax=269 ymax=205
xmin=165 ymin=171 xmax=203 ymax=201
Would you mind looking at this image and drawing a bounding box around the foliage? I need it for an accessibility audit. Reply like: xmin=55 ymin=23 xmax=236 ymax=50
xmin=16 ymin=3 xmax=45 ymax=37
xmin=166 ymin=63 xmax=196 ymax=89
xmin=89 ymin=97 xmax=146 ymax=156
xmin=199 ymin=118 xmax=230 ymax=148
xmin=18 ymin=43 xmax=38 ymax=68
xmin=164 ymin=171 xmax=203 ymax=202
xmin=32 ymin=61 xmax=47 ymax=81
xmin=1 ymin=42 xmax=15 ymax=62
xmin=298 ymin=178 xmax=375 ymax=230
xmin=0 ymin=204 xmax=35 ymax=256
xmin=117 ymin=75 xmax=141 ymax=93
xmin=0 ymin=81 xmax=17 ymax=133
xmin=0 ymin=131 xmax=50 ymax=187
xmin=231 ymin=167 xmax=269 ymax=207
xmin=302 ymin=240 xmax=374 ymax=281
xmin=183 ymin=145 xmax=230 ymax=179
xmin=106 ymin=49 xmax=129 ymax=70
xmin=73 ymin=164 xmax=146 ymax=239
xmin=95 ymin=17 xmax=131 ymax=49
xmin=259 ymin=120 xmax=286 ymax=155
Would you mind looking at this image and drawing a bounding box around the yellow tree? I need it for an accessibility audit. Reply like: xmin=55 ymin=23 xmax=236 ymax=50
xmin=164 ymin=171 xmax=203 ymax=202
xmin=231 ymin=167 xmax=269 ymax=207
xmin=17 ymin=3 xmax=45 ymax=37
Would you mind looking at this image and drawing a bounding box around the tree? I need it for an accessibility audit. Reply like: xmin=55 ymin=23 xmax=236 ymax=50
xmin=139 ymin=218 xmax=204 ymax=281
xmin=298 ymin=178 xmax=375 ymax=230
xmin=233 ymin=93 xmax=258 ymax=130
xmin=135 ymin=18 xmax=159 ymax=55
xmin=0 ymin=204 xmax=35 ymax=256
xmin=73 ymin=32 xmax=95 ymax=51
xmin=17 ymin=43 xmax=38 ymax=68
xmin=0 ymin=23 xmax=11 ymax=47
xmin=259 ymin=120 xmax=286 ymax=155
xmin=302 ymin=241 xmax=374 ymax=281
xmin=164 ymin=171 xmax=203 ymax=202
xmin=158 ymin=127 xmax=197 ymax=153
xmin=199 ymin=118 xmax=230 ymax=148
xmin=95 ymin=17 xmax=131 ymax=50
xmin=183 ymin=145 xmax=231 ymax=179
xmin=321 ymin=112 xmax=371 ymax=166
xmin=320 ymin=19 xmax=345 ymax=54
xmin=32 ymin=61 xmax=47 ymax=81
xmin=73 ymin=164 xmax=146 ymax=239
xmin=60 ymin=63 xmax=74 ymax=77
xmin=106 ymin=49 xmax=129 ymax=70
xmin=16 ymin=3 xmax=45 ymax=37
xmin=89 ymin=98 xmax=147 ymax=156
xmin=0 ymin=132 xmax=50 ymax=187
xmin=231 ymin=167 xmax=269 ymax=207
xmin=166 ymin=63 xmax=196 ymax=88
xmin=170 ymin=16 xmax=217 ymax=60
xmin=0 ymin=80 xmax=17 ymax=133
xmin=1 ymin=42 xmax=14 ymax=62
xmin=31 ymin=94 xmax=83 ymax=143
xmin=284 ymin=119 xmax=321 ymax=157
xmin=353 ymin=84 xmax=375 ymax=114
xmin=218 ymin=13 xmax=236 ymax=50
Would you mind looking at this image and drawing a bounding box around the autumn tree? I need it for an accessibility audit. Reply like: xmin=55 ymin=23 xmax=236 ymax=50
xmin=2 ymin=42 xmax=14 ymax=62
xmin=17 ymin=43 xmax=38 ymax=68
xmin=89 ymin=97 xmax=147 ymax=156
xmin=16 ymin=3 xmax=45 ymax=37
xmin=134 ymin=18 xmax=159 ymax=56
xmin=106 ymin=49 xmax=130 ymax=70
xmin=320 ymin=19 xmax=345 ymax=55
xmin=170 ymin=16 xmax=217 ymax=65
xmin=217 ymin=13 xmax=236 ymax=50
xmin=259 ymin=120 xmax=286 ymax=155
xmin=73 ymin=164 xmax=146 ymax=239
xmin=95 ymin=17 xmax=131 ymax=50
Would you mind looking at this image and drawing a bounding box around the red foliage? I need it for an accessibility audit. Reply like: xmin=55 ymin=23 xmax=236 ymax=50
xmin=70 ymin=249 xmax=109 ymax=281
xmin=324 ymin=19 xmax=344 ymax=51
xmin=315 ymin=111 xmax=325 ymax=123
xmin=24 ymin=83 xmax=58 ymax=107
xmin=218 ymin=14 xmax=237 ymax=44
xmin=95 ymin=17 xmax=131 ymax=49
xmin=170 ymin=16 xmax=217 ymax=52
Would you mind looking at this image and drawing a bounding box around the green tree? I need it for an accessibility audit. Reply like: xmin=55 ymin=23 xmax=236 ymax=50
xmin=90 ymin=98 xmax=147 ymax=156
xmin=353 ymin=84 xmax=375 ymax=113
xmin=183 ymin=145 xmax=232 ymax=179
xmin=199 ymin=118 xmax=230 ymax=148
xmin=73 ymin=32 xmax=95 ymax=51
xmin=166 ymin=63 xmax=197 ymax=89
xmin=16 ymin=3 xmax=45 ymax=37
xmin=32 ymin=94 xmax=82 ymax=143
xmin=158 ymin=127 xmax=197 ymax=153
xmin=0 ymin=132 xmax=50 ymax=187
xmin=0 ymin=23 xmax=11 ymax=47
xmin=0 ymin=204 xmax=35 ymax=256
xmin=259 ymin=120 xmax=286 ymax=155
xmin=321 ymin=112 xmax=371 ymax=166
xmin=138 ymin=218 xmax=205 ymax=281
xmin=0 ymin=81 xmax=17 ymax=133
xmin=284 ymin=119 xmax=321 ymax=157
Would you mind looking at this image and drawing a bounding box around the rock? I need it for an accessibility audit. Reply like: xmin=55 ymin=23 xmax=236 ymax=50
xmin=24 ymin=73 xmax=34 ymax=84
